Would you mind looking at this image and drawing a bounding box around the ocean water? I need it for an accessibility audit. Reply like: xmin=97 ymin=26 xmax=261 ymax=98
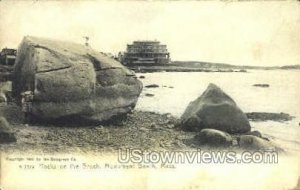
xmin=135 ymin=70 xmax=300 ymax=154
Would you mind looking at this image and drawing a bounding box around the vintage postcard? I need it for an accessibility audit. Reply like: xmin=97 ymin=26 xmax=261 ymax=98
xmin=0 ymin=0 xmax=299 ymax=189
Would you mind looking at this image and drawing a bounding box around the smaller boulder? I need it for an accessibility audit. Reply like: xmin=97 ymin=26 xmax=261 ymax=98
xmin=195 ymin=128 xmax=233 ymax=147
xmin=238 ymin=135 xmax=275 ymax=151
xmin=0 ymin=117 xmax=16 ymax=143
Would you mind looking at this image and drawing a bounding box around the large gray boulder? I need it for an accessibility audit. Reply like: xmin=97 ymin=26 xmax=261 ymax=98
xmin=180 ymin=83 xmax=251 ymax=133
xmin=0 ymin=117 xmax=16 ymax=143
xmin=12 ymin=36 xmax=143 ymax=122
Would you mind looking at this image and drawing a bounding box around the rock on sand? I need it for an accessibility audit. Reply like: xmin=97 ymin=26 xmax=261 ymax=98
xmin=12 ymin=36 xmax=143 ymax=122
xmin=180 ymin=83 xmax=251 ymax=133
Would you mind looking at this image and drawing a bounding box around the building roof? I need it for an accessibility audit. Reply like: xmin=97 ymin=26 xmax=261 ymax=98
xmin=0 ymin=48 xmax=17 ymax=56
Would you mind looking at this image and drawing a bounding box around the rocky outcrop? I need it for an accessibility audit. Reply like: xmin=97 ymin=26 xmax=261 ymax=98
xmin=253 ymin=84 xmax=270 ymax=88
xmin=145 ymin=84 xmax=159 ymax=88
xmin=180 ymin=83 xmax=251 ymax=133
xmin=0 ymin=117 xmax=16 ymax=143
xmin=12 ymin=36 xmax=142 ymax=122
xmin=195 ymin=128 xmax=233 ymax=147
xmin=246 ymin=112 xmax=294 ymax=122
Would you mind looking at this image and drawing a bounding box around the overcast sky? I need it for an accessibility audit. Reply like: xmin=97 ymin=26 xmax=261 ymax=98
xmin=0 ymin=1 xmax=299 ymax=66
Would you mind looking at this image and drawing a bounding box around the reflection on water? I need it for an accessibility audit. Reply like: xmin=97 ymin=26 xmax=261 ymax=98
xmin=136 ymin=70 xmax=300 ymax=153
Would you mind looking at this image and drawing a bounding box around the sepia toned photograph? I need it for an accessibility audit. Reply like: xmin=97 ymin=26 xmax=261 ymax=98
xmin=0 ymin=0 xmax=300 ymax=189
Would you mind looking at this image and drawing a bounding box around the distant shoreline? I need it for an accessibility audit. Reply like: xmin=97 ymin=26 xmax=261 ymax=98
xmin=128 ymin=62 xmax=300 ymax=73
